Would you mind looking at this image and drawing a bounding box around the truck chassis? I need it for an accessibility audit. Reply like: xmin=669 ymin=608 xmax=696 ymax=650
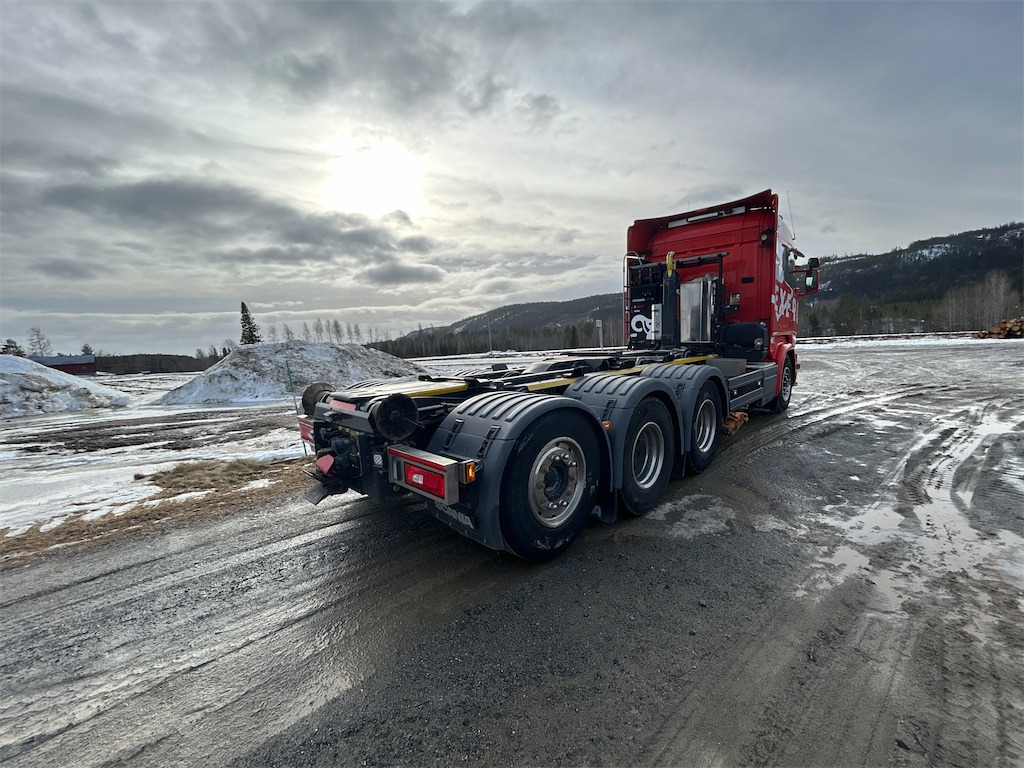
xmin=299 ymin=189 xmax=817 ymax=559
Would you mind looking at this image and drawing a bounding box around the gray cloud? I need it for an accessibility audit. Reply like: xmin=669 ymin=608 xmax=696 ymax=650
xmin=517 ymin=93 xmax=563 ymax=132
xmin=43 ymin=178 xmax=283 ymax=228
xmin=27 ymin=257 xmax=111 ymax=281
xmin=359 ymin=261 xmax=447 ymax=285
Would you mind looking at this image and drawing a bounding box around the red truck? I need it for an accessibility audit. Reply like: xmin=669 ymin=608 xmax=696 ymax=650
xmin=299 ymin=189 xmax=819 ymax=559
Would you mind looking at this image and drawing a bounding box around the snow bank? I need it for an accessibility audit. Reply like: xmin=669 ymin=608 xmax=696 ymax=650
xmin=0 ymin=356 xmax=130 ymax=418
xmin=155 ymin=341 xmax=428 ymax=405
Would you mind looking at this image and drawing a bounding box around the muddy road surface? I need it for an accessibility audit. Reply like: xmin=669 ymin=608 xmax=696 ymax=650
xmin=1 ymin=340 xmax=1022 ymax=767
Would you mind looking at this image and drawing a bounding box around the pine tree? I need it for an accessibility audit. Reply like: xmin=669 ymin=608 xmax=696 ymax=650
xmin=2 ymin=338 xmax=26 ymax=356
xmin=240 ymin=302 xmax=262 ymax=344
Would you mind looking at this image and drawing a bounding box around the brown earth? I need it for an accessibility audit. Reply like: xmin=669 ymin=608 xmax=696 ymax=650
xmin=1 ymin=340 xmax=1022 ymax=767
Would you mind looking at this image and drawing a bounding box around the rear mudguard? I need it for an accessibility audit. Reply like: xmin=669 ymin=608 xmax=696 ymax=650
xmin=426 ymin=391 xmax=612 ymax=551
xmin=562 ymin=373 xmax=680 ymax=488
xmin=638 ymin=364 xmax=728 ymax=475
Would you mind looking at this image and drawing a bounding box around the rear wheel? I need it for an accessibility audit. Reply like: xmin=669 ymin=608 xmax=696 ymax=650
xmin=686 ymin=382 xmax=722 ymax=474
xmin=768 ymin=358 xmax=794 ymax=413
xmin=620 ymin=398 xmax=675 ymax=516
xmin=500 ymin=411 xmax=600 ymax=560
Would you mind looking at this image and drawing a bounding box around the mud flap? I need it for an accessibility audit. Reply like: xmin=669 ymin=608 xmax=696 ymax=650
xmin=304 ymin=484 xmax=333 ymax=505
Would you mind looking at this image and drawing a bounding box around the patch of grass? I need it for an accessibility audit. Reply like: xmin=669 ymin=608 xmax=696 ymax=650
xmin=0 ymin=458 xmax=310 ymax=568
xmin=145 ymin=459 xmax=272 ymax=492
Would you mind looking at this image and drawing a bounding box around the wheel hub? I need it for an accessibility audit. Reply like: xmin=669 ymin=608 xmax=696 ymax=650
xmin=528 ymin=439 xmax=586 ymax=528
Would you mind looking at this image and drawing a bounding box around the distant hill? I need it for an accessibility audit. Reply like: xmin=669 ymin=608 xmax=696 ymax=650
xmin=446 ymin=294 xmax=622 ymax=337
xmin=816 ymin=223 xmax=1022 ymax=304
xmin=375 ymin=222 xmax=1022 ymax=355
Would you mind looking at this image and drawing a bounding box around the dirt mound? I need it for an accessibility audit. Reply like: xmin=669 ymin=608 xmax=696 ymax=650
xmin=0 ymin=355 xmax=130 ymax=418
xmin=155 ymin=341 xmax=427 ymax=405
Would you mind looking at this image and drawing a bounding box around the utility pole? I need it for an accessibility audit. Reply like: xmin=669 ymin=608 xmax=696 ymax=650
xmin=596 ymin=319 xmax=603 ymax=349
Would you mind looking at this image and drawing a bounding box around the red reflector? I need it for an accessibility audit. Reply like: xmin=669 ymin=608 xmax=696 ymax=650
xmin=298 ymin=417 xmax=314 ymax=444
xmin=315 ymin=455 xmax=334 ymax=475
xmin=404 ymin=463 xmax=446 ymax=498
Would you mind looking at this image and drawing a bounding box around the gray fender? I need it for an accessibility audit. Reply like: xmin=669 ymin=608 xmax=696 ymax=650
xmin=640 ymin=364 xmax=728 ymax=469
xmin=562 ymin=373 xmax=680 ymax=491
xmin=425 ymin=390 xmax=611 ymax=551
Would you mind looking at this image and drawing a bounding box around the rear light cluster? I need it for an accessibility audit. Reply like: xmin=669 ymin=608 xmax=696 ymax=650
xmin=298 ymin=416 xmax=315 ymax=445
xmin=404 ymin=464 xmax=446 ymax=498
xmin=387 ymin=445 xmax=475 ymax=505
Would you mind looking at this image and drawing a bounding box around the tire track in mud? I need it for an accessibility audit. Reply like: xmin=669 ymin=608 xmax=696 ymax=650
xmin=714 ymin=382 xmax=956 ymax=468
xmin=637 ymin=345 xmax=1024 ymax=767
xmin=630 ymin=555 xmax=918 ymax=768
xmin=0 ymin=491 xmax=532 ymax=768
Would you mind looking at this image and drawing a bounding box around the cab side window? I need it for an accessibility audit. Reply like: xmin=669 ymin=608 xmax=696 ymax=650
xmin=777 ymin=243 xmax=799 ymax=289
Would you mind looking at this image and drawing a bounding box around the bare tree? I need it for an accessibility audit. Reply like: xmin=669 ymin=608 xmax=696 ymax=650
xmin=266 ymin=324 xmax=279 ymax=343
xmin=978 ymin=270 xmax=1019 ymax=328
xmin=27 ymin=327 xmax=53 ymax=357
xmin=282 ymin=323 xmax=295 ymax=342
xmin=331 ymin=319 xmax=344 ymax=344
xmin=302 ymin=322 xmax=312 ymax=341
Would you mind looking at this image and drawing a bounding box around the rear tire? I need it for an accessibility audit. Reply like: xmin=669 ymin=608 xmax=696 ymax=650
xmin=769 ymin=358 xmax=794 ymax=413
xmin=686 ymin=382 xmax=722 ymax=474
xmin=500 ymin=411 xmax=600 ymax=560
xmin=620 ymin=398 xmax=675 ymax=516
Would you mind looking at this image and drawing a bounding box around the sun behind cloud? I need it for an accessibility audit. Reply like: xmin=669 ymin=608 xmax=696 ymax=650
xmin=320 ymin=137 xmax=428 ymax=218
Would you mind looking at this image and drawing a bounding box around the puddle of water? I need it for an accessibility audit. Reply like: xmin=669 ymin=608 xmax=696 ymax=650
xmin=815 ymin=403 xmax=1024 ymax=614
xmin=647 ymin=495 xmax=735 ymax=539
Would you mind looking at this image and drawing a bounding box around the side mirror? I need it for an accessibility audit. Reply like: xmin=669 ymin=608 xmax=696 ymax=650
xmin=794 ymin=267 xmax=819 ymax=297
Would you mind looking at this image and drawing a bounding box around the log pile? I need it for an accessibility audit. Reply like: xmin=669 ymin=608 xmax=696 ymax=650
xmin=973 ymin=317 xmax=1024 ymax=339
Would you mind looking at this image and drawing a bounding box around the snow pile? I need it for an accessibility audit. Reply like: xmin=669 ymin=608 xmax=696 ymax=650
xmin=155 ymin=341 xmax=428 ymax=405
xmin=0 ymin=355 xmax=130 ymax=418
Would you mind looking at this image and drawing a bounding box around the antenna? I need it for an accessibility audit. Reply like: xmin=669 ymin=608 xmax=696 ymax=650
xmin=786 ymin=191 xmax=796 ymax=240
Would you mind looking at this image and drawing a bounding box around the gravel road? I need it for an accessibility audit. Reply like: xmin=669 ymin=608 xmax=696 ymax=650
xmin=2 ymin=340 xmax=1022 ymax=767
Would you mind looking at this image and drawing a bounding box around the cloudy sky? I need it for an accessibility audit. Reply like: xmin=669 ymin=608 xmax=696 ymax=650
xmin=1 ymin=1 xmax=1021 ymax=356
